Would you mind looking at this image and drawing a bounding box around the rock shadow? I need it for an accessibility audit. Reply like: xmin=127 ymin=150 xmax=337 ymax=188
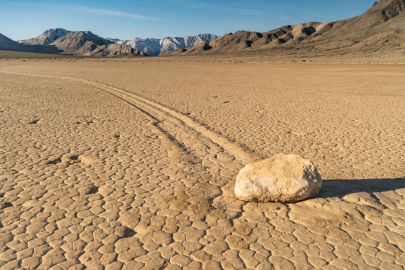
xmin=123 ymin=227 xmax=135 ymax=238
xmin=320 ymin=177 xmax=405 ymax=198
xmin=87 ymin=186 xmax=98 ymax=195
xmin=1 ymin=202 xmax=13 ymax=209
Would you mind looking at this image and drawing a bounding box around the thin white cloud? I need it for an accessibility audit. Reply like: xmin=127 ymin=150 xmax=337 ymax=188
xmin=180 ymin=1 xmax=262 ymax=15
xmin=67 ymin=6 xmax=154 ymax=19
xmin=118 ymin=0 xmax=261 ymax=15
xmin=209 ymin=6 xmax=262 ymax=16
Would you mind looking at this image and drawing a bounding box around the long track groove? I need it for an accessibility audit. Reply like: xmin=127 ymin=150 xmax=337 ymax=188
xmin=0 ymin=67 xmax=260 ymax=165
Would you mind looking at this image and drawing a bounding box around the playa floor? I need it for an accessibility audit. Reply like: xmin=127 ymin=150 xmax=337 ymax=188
xmin=0 ymin=60 xmax=404 ymax=269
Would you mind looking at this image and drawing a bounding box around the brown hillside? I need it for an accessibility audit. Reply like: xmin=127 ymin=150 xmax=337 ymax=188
xmin=166 ymin=0 xmax=405 ymax=61
xmin=88 ymin=43 xmax=148 ymax=57
xmin=51 ymin=31 xmax=112 ymax=54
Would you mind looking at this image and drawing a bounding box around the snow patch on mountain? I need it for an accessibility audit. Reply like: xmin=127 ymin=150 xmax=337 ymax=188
xmin=108 ymin=34 xmax=218 ymax=56
xmin=22 ymin=28 xmax=71 ymax=45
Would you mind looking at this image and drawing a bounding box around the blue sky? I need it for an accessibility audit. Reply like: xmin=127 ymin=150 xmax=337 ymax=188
xmin=1 ymin=0 xmax=377 ymax=41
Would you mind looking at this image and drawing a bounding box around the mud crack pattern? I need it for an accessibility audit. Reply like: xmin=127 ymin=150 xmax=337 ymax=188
xmin=0 ymin=62 xmax=404 ymax=270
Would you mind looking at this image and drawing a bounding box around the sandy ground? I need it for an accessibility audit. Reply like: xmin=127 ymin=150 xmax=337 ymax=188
xmin=0 ymin=60 xmax=404 ymax=270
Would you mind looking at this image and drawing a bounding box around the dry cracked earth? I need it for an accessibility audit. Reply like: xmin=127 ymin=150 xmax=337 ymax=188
xmin=0 ymin=60 xmax=404 ymax=270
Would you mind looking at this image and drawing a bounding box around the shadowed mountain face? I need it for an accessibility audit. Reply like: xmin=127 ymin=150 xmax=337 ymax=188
xmin=0 ymin=33 xmax=62 ymax=54
xmin=0 ymin=33 xmax=29 ymax=51
xmin=167 ymin=0 xmax=405 ymax=60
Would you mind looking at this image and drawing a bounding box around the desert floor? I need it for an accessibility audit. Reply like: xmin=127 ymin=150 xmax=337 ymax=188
xmin=0 ymin=60 xmax=404 ymax=270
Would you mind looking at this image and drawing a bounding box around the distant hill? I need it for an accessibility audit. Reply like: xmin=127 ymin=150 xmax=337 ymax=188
xmin=88 ymin=43 xmax=148 ymax=57
xmin=0 ymin=33 xmax=62 ymax=54
xmin=114 ymin=34 xmax=218 ymax=56
xmin=21 ymin=28 xmax=71 ymax=45
xmin=167 ymin=23 xmax=328 ymax=54
xmin=1 ymin=30 xmax=147 ymax=57
xmin=14 ymin=30 xmax=217 ymax=57
xmin=1 ymin=33 xmax=29 ymax=51
xmin=51 ymin=31 xmax=112 ymax=54
xmin=3 ymin=0 xmax=404 ymax=60
xmin=166 ymin=0 xmax=405 ymax=61
xmin=7 ymin=30 xmax=218 ymax=57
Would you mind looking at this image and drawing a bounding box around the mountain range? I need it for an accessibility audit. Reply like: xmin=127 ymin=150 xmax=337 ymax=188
xmin=114 ymin=34 xmax=218 ymax=56
xmin=0 ymin=29 xmax=147 ymax=57
xmin=0 ymin=28 xmax=217 ymax=57
xmin=0 ymin=29 xmax=218 ymax=57
xmin=167 ymin=0 xmax=405 ymax=61
xmin=0 ymin=0 xmax=404 ymax=60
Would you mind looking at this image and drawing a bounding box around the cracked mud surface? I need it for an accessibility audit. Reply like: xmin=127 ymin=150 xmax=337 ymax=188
xmin=0 ymin=60 xmax=404 ymax=269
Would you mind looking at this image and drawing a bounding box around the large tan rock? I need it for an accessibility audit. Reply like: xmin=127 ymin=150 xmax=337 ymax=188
xmin=234 ymin=154 xmax=322 ymax=203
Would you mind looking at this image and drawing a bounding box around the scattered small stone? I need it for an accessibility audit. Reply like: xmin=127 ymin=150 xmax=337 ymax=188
xmin=116 ymin=226 xmax=136 ymax=238
xmin=79 ymin=185 xmax=98 ymax=195
xmin=61 ymin=155 xmax=81 ymax=164
xmin=47 ymin=157 xmax=62 ymax=165
xmin=123 ymin=227 xmax=135 ymax=238
xmin=29 ymin=119 xmax=39 ymax=124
